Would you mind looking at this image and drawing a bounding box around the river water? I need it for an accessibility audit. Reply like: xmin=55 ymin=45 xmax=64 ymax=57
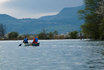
xmin=0 ymin=39 xmax=104 ymax=70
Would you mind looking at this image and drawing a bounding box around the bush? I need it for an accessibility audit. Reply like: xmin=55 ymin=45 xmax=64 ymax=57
xmin=69 ymin=31 xmax=78 ymax=39
xmin=8 ymin=32 xmax=19 ymax=40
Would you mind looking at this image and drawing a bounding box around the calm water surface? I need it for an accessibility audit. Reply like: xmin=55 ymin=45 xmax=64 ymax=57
xmin=0 ymin=39 xmax=104 ymax=70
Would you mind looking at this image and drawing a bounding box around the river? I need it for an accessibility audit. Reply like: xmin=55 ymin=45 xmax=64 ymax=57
xmin=0 ymin=39 xmax=104 ymax=70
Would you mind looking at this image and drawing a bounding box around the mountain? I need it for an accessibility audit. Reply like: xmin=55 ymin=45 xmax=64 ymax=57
xmin=0 ymin=5 xmax=84 ymax=34
xmin=39 ymin=6 xmax=83 ymax=21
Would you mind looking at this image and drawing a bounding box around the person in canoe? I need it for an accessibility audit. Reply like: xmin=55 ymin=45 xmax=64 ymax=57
xmin=23 ymin=36 xmax=28 ymax=44
xmin=31 ymin=36 xmax=40 ymax=46
xmin=32 ymin=36 xmax=38 ymax=44
xmin=19 ymin=36 xmax=28 ymax=46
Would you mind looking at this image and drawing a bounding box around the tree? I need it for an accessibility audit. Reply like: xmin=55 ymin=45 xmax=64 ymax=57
xmin=96 ymin=0 xmax=104 ymax=40
xmin=69 ymin=31 xmax=78 ymax=39
xmin=53 ymin=30 xmax=58 ymax=35
xmin=99 ymin=18 xmax=104 ymax=40
xmin=96 ymin=0 xmax=104 ymax=16
xmin=0 ymin=24 xmax=6 ymax=38
xmin=47 ymin=32 xmax=54 ymax=39
xmin=38 ymin=29 xmax=47 ymax=39
xmin=78 ymin=0 xmax=102 ymax=40
xmin=8 ymin=32 xmax=19 ymax=40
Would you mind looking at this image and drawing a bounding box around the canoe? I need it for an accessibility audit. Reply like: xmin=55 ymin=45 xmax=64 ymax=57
xmin=31 ymin=43 xmax=40 ymax=46
xmin=24 ymin=43 xmax=40 ymax=46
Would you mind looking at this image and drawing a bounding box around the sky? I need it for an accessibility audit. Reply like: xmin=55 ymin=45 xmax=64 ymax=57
xmin=0 ymin=0 xmax=84 ymax=18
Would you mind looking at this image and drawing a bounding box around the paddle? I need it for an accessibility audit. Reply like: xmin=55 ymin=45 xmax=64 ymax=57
xmin=19 ymin=43 xmax=23 ymax=46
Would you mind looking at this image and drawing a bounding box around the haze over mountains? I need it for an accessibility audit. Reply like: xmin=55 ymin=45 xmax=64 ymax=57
xmin=0 ymin=5 xmax=84 ymax=34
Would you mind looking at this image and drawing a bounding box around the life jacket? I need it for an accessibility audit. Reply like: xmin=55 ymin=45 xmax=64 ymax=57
xmin=32 ymin=38 xmax=38 ymax=43
xmin=35 ymin=38 xmax=38 ymax=42
xmin=23 ymin=38 xmax=28 ymax=43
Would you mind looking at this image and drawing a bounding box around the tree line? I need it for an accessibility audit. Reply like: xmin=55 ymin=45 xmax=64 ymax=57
xmin=6 ymin=31 xmax=81 ymax=40
xmin=0 ymin=26 xmax=82 ymax=40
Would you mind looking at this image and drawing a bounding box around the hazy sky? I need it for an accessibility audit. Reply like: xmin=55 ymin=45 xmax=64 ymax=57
xmin=0 ymin=0 xmax=84 ymax=18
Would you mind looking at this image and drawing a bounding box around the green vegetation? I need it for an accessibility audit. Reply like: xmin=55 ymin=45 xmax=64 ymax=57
xmin=38 ymin=29 xmax=58 ymax=39
xmin=69 ymin=31 xmax=78 ymax=39
xmin=8 ymin=32 xmax=19 ymax=40
xmin=0 ymin=24 xmax=5 ymax=39
xmin=37 ymin=30 xmax=81 ymax=39
xmin=47 ymin=32 xmax=54 ymax=39
xmin=38 ymin=29 xmax=47 ymax=39
xmin=0 ymin=30 xmax=83 ymax=40
xmin=78 ymin=0 xmax=104 ymax=40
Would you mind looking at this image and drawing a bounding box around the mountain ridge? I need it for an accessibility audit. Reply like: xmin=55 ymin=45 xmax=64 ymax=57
xmin=0 ymin=5 xmax=84 ymax=34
